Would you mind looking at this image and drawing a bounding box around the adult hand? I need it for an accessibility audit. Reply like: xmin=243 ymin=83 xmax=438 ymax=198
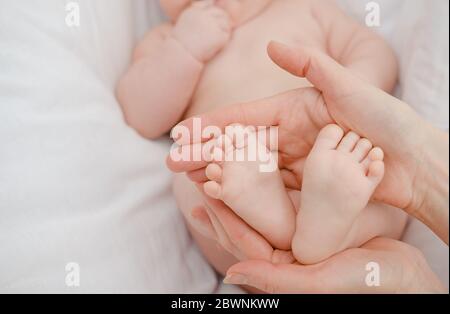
xmin=191 ymin=186 xmax=295 ymax=265
xmin=192 ymin=194 xmax=446 ymax=293
xmin=225 ymin=237 xmax=446 ymax=294
xmin=168 ymin=42 xmax=449 ymax=243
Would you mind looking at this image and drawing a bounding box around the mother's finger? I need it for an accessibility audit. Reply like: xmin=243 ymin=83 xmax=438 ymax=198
xmin=201 ymin=190 xmax=274 ymax=261
xmin=204 ymin=204 xmax=247 ymax=260
xmin=190 ymin=206 xmax=217 ymax=240
xmin=191 ymin=183 xmax=245 ymax=259
xmin=224 ymin=253 xmax=372 ymax=294
xmin=224 ymin=238 xmax=445 ymax=294
xmin=173 ymin=88 xmax=315 ymax=146
xmin=225 ymin=260 xmax=321 ymax=294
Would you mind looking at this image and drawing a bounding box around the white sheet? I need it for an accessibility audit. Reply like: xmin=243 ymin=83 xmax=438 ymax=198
xmin=0 ymin=0 xmax=217 ymax=293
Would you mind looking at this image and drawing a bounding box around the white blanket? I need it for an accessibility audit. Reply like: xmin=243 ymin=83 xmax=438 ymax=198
xmin=0 ymin=0 xmax=216 ymax=293
xmin=0 ymin=0 xmax=448 ymax=293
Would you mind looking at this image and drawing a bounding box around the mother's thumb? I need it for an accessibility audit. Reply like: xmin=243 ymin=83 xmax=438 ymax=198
xmin=267 ymin=41 xmax=359 ymax=98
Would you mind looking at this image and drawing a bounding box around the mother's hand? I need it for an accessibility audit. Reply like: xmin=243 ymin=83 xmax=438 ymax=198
xmin=192 ymin=188 xmax=295 ymax=265
xmin=168 ymin=42 xmax=449 ymax=243
xmin=194 ymin=194 xmax=446 ymax=293
xmin=225 ymin=237 xmax=446 ymax=294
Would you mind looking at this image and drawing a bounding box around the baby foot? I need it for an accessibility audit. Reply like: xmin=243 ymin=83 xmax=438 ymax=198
xmin=293 ymin=124 xmax=385 ymax=264
xmin=203 ymin=126 xmax=296 ymax=250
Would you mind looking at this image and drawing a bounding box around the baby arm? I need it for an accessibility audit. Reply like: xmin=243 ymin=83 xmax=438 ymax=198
xmin=117 ymin=2 xmax=231 ymax=139
xmin=313 ymin=0 xmax=398 ymax=92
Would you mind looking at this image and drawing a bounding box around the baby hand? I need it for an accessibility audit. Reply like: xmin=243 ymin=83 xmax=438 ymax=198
xmin=172 ymin=0 xmax=232 ymax=63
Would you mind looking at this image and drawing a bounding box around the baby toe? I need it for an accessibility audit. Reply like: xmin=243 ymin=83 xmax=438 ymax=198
xmin=369 ymin=147 xmax=384 ymax=161
xmin=204 ymin=181 xmax=222 ymax=200
xmin=337 ymin=131 xmax=360 ymax=153
xmin=312 ymin=124 xmax=345 ymax=151
xmin=206 ymin=163 xmax=223 ymax=182
xmin=367 ymin=160 xmax=385 ymax=187
xmin=362 ymin=147 xmax=384 ymax=171
xmin=353 ymin=138 xmax=373 ymax=162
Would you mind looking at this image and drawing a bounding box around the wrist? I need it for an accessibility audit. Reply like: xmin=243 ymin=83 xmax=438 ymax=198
xmin=402 ymin=248 xmax=447 ymax=293
xmin=164 ymin=35 xmax=205 ymax=70
xmin=171 ymin=31 xmax=207 ymax=64
xmin=413 ymin=125 xmax=449 ymax=243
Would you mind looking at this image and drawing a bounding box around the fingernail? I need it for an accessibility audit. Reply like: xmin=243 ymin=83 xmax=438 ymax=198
xmin=223 ymin=273 xmax=248 ymax=285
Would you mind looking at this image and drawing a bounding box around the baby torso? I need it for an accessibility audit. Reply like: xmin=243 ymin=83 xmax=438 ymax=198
xmin=185 ymin=0 xmax=327 ymax=118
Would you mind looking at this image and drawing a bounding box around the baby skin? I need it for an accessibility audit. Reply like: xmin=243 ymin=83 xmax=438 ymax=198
xmin=117 ymin=0 xmax=406 ymax=265
xmin=203 ymin=124 xmax=388 ymax=263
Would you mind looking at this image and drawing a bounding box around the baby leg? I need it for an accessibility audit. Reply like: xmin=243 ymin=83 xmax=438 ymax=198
xmin=203 ymin=128 xmax=297 ymax=250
